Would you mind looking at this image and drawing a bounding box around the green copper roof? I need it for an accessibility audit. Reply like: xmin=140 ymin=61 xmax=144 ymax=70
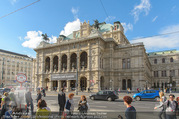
xmin=63 ymin=23 xmax=113 ymax=40
xmin=147 ymin=49 xmax=179 ymax=56
xmin=99 ymin=23 xmax=113 ymax=33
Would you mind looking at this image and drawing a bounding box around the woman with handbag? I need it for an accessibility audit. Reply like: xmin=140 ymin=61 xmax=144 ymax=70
xmin=65 ymin=93 xmax=74 ymax=118
xmin=78 ymin=95 xmax=88 ymax=119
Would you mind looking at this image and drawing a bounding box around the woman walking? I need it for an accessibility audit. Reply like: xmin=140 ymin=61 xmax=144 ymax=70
xmin=65 ymin=93 xmax=75 ymax=118
xmin=154 ymin=92 xmax=167 ymax=119
xmin=78 ymin=95 xmax=88 ymax=119
xmin=123 ymin=96 xmax=136 ymax=119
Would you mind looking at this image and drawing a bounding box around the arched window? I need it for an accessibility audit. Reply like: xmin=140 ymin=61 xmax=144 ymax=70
xmin=61 ymin=54 xmax=67 ymax=70
xmin=154 ymin=59 xmax=157 ymax=64
xmin=162 ymin=58 xmax=165 ymax=63
xmin=80 ymin=51 xmax=87 ymax=69
xmin=70 ymin=53 xmax=77 ymax=69
xmin=170 ymin=57 xmax=174 ymax=62
xmin=122 ymin=79 xmax=126 ymax=90
xmin=53 ymin=56 xmax=58 ymax=71
xmin=45 ymin=57 xmax=50 ymax=72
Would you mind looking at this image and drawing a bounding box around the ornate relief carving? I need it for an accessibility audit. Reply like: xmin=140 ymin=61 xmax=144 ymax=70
xmin=92 ymin=49 xmax=96 ymax=55
xmin=92 ymin=56 xmax=96 ymax=68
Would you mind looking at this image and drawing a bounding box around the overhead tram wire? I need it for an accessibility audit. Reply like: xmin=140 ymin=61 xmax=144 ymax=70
xmin=99 ymin=0 xmax=110 ymax=20
xmin=0 ymin=0 xmax=40 ymax=19
xmin=130 ymin=30 xmax=179 ymax=41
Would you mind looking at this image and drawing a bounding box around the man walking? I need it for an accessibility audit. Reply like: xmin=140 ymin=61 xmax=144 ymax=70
xmin=36 ymin=89 xmax=42 ymax=103
xmin=25 ymin=88 xmax=34 ymax=116
xmin=9 ymin=88 xmax=16 ymax=106
xmin=58 ymin=88 xmax=66 ymax=116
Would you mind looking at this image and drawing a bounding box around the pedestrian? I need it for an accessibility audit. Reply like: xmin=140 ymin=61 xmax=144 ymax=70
xmin=78 ymin=95 xmax=89 ymax=119
xmin=65 ymin=93 xmax=74 ymax=117
xmin=41 ymin=88 xmax=46 ymax=97
xmin=0 ymin=92 xmax=10 ymax=118
xmin=25 ymin=88 xmax=34 ymax=116
xmin=175 ymin=88 xmax=176 ymax=93
xmin=154 ymin=94 xmax=178 ymax=119
xmin=154 ymin=92 xmax=167 ymax=119
xmin=123 ymin=96 xmax=136 ymax=119
xmin=4 ymin=102 xmax=16 ymax=119
xmin=58 ymin=88 xmax=66 ymax=116
xmin=0 ymin=95 xmax=2 ymax=108
xmin=88 ymin=88 xmax=90 ymax=93
xmin=9 ymin=88 xmax=16 ymax=107
xmin=118 ymin=115 xmax=123 ymax=119
xmin=35 ymin=99 xmax=51 ymax=119
xmin=137 ymin=88 xmax=139 ymax=93
xmin=36 ymin=89 xmax=42 ymax=103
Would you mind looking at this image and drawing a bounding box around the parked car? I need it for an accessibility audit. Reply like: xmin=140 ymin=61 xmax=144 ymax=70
xmin=133 ymin=90 xmax=160 ymax=101
xmin=89 ymin=90 xmax=118 ymax=101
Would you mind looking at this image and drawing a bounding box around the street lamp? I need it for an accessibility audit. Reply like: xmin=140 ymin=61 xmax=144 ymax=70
xmin=146 ymin=81 xmax=148 ymax=90
xmin=1 ymin=58 xmax=4 ymax=88
xmin=110 ymin=80 xmax=113 ymax=90
xmin=169 ymin=75 xmax=173 ymax=93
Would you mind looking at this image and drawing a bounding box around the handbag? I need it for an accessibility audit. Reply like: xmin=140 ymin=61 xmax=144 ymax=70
xmin=65 ymin=100 xmax=71 ymax=110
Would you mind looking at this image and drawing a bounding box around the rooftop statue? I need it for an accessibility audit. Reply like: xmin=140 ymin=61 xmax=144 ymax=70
xmin=42 ymin=33 xmax=50 ymax=42
xmin=93 ymin=19 xmax=100 ymax=30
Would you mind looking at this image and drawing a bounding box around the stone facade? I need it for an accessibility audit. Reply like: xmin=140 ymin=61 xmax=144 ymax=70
xmin=148 ymin=50 xmax=179 ymax=89
xmin=33 ymin=20 xmax=178 ymax=92
xmin=0 ymin=49 xmax=33 ymax=88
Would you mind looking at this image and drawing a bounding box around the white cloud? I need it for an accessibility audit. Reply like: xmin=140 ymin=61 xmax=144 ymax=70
xmin=121 ymin=22 xmax=133 ymax=33
xmin=105 ymin=16 xmax=116 ymax=23
xmin=152 ymin=16 xmax=158 ymax=22
xmin=71 ymin=7 xmax=79 ymax=19
xmin=22 ymin=31 xmax=57 ymax=49
xmin=130 ymin=24 xmax=179 ymax=51
xmin=60 ymin=18 xmax=81 ymax=36
xmin=131 ymin=0 xmax=151 ymax=23
xmin=10 ymin=0 xmax=17 ymax=5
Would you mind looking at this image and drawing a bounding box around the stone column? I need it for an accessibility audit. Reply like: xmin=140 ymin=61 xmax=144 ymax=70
xmin=59 ymin=54 xmax=61 ymax=72
xmin=66 ymin=80 xmax=70 ymax=92
xmin=49 ymin=81 xmax=53 ymax=91
xmin=87 ymin=42 xmax=91 ymax=71
xmin=67 ymin=53 xmax=70 ymax=72
xmin=50 ymin=56 xmax=53 ymax=73
xmin=58 ymin=80 xmax=61 ymax=92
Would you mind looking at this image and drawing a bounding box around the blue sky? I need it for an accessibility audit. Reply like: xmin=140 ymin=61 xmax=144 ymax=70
xmin=0 ymin=0 xmax=179 ymax=57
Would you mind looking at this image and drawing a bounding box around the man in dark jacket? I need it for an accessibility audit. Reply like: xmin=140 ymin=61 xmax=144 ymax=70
xmin=36 ymin=89 xmax=42 ymax=103
xmin=25 ymin=88 xmax=34 ymax=115
xmin=58 ymin=88 xmax=66 ymax=116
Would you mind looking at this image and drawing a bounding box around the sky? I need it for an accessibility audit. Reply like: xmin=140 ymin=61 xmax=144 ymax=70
xmin=0 ymin=0 xmax=179 ymax=57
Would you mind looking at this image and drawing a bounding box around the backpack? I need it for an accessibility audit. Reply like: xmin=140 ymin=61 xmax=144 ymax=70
xmin=65 ymin=100 xmax=71 ymax=110
xmin=166 ymin=100 xmax=178 ymax=114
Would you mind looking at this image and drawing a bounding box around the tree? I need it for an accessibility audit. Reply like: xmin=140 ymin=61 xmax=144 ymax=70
xmin=41 ymin=33 xmax=50 ymax=42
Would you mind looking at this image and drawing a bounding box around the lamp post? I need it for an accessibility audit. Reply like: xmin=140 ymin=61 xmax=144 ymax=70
xmin=146 ymin=81 xmax=148 ymax=90
xmin=169 ymin=75 xmax=173 ymax=93
xmin=1 ymin=58 xmax=4 ymax=88
xmin=76 ymin=55 xmax=78 ymax=95
xmin=110 ymin=80 xmax=113 ymax=90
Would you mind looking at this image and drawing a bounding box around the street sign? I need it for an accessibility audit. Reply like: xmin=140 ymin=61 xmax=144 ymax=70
xmin=16 ymin=73 xmax=27 ymax=83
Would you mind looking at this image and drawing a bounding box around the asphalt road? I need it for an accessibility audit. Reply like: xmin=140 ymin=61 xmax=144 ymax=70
xmin=31 ymin=92 xmax=168 ymax=119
